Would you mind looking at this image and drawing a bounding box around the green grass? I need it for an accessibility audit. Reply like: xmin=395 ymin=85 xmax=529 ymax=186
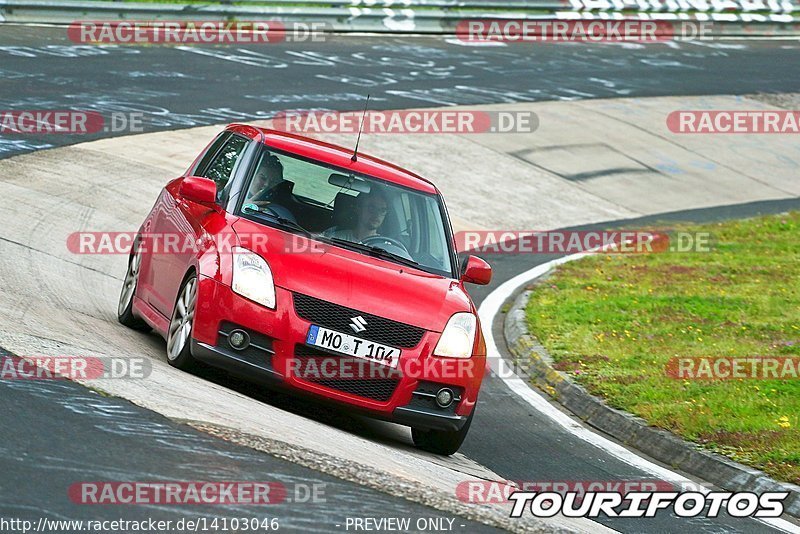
xmin=525 ymin=212 xmax=800 ymax=484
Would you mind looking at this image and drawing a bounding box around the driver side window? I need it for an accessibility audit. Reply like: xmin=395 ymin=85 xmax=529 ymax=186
xmin=201 ymin=134 xmax=249 ymax=200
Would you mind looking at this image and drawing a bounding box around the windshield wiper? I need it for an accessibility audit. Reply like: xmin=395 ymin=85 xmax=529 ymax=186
xmin=324 ymin=237 xmax=420 ymax=269
xmin=243 ymin=205 xmax=312 ymax=237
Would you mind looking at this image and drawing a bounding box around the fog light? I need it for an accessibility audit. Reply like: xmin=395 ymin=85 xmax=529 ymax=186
xmin=435 ymin=388 xmax=454 ymax=408
xmin=228 ymin=330 xmax=250 ymax=350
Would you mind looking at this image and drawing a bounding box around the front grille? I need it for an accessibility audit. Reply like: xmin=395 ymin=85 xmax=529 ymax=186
xmin=293 ymin=293 xmax=425 ymax=348
xmin=293 ymin=344 xmax=400 ymax=402
xmin=311 ymin=377 xmax=398 ymax=402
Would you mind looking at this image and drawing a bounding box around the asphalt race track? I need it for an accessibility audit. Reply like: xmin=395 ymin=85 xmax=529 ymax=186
xmin=1 ymin=24 xmax=799 ymax=533
xmin=0 ymin=354 xmax=499 ymax=533
xmin=3 ymin=25 xmax=800 ymax=158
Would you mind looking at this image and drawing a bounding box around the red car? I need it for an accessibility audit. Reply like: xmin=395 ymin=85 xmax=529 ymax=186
xmin=118 ymin=124 xmax=492 ymax=454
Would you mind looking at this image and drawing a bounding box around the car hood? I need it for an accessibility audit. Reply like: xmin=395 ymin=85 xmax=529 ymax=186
xmin=232 ymin=219 xmax=470 ymax=332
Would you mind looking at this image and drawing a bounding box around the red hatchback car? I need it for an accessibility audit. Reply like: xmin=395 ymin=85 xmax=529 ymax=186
xmin=118 ymin=124 xmax=492 ymax=454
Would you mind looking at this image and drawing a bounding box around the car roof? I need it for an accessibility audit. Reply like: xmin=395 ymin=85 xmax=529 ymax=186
xmin=227 ymin=123 xmax=439 ymax=195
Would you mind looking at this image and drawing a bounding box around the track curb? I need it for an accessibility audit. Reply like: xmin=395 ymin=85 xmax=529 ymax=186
xmin=503 ymin=285 xmax=800 ymax=519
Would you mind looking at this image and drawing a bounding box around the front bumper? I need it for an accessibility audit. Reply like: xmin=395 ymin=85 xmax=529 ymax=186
xmin=190 ymin=276 xmax=483 ymax=431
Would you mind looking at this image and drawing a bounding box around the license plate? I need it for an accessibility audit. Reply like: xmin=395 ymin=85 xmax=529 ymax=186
xmin=306 ymin=325 xmax=400 ymax=369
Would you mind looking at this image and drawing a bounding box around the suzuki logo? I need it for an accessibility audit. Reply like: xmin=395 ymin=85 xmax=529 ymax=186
xmin=349 ymin=316 xmax=368 ymax=333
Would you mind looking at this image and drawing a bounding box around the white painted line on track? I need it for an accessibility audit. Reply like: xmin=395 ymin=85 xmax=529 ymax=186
xmin=479 ymin=252 xmax=800 ymax=533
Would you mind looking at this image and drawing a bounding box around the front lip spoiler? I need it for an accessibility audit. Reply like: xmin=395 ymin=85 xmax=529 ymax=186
xmin=190 ymin=339 xmax=470 ymax=432
xmin=392 ymin=406 xmax=468 ymax=432
xmin=191 ymin=339 xmax=282 ymax=385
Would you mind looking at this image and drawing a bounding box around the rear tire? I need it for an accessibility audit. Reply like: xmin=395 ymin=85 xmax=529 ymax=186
xmin=117 ymin=245 xmax=151 ymax=332
xmin=411 ymin=407 xmax=475 ymax=456
xmin=166 ymin=274 xmax=198 ymax=371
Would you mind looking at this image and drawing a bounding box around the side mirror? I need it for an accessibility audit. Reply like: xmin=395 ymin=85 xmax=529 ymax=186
xmin=179 ymin=176 xmax=217 ymax=205
xmin=461 ymin=255 xmax=492 ymax=285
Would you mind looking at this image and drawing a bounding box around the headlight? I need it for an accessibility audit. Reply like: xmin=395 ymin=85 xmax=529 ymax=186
xmin=433 ymin=312 xmax=477 ymax=358
xmin=232 ymin=247 xmax=276 ymax=309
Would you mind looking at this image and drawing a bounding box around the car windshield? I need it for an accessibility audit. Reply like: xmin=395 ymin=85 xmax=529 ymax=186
xmin=238 ymin=147 xmax=455 ymax=278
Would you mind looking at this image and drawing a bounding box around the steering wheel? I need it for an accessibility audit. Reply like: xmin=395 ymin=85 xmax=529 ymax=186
xmin=359 ymin=235 xmax=412 ymax=259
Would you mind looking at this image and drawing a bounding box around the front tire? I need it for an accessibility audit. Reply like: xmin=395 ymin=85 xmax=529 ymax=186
xmin=166 ymin=274 xmax=198 ymax=371
xmin=117 ymin=245 xmax=150 ymax=331
xmin=411 ymin=407 xmax=475 ymax=456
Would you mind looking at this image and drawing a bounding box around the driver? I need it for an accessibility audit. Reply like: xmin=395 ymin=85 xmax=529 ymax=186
xmin=247 ymin=154 xmax=285 ymax=207
xmin=323 ymin=190 xmax=388 ymax=242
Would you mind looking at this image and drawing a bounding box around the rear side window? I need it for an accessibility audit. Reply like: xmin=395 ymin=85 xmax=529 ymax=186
xmin=201 ymin=135 xmax=249 ymax=197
